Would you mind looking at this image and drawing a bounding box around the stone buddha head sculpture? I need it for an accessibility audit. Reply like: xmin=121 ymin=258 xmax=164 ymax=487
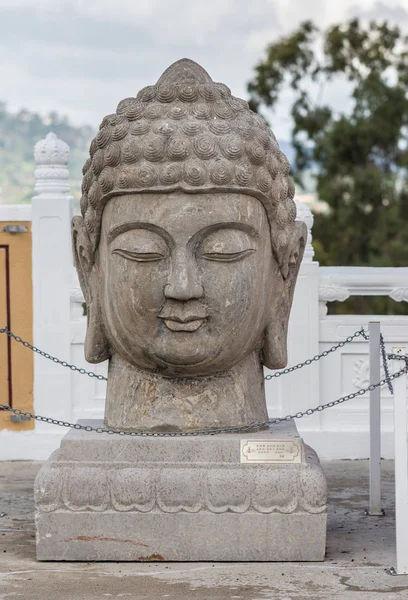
xmin=72 ymin=59 xmax=306 ymax=432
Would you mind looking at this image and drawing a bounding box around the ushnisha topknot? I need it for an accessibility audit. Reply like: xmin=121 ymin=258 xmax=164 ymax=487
xmin=80 ymin=58 xmax=296 ymax=270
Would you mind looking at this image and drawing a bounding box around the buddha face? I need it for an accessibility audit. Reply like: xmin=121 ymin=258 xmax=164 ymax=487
xmin=92 ymin=192 xmax=277 ymax=377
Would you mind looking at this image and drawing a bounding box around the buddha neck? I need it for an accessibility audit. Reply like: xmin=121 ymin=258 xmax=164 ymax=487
xmin=104 ymin=351 xmax=268 ymax=432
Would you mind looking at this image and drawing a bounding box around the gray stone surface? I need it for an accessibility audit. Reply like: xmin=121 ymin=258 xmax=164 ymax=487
xmin=34 ymin=420 xmax=327 ymax=561
xmin=72 ymin=58 xmax=307 ymax=431
xmin=2 ymin=460 xmax=408 ymax=599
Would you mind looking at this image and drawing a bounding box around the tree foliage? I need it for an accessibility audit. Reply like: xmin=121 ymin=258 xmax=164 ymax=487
xmin=248 ymin=19 xmax=408 ymax=314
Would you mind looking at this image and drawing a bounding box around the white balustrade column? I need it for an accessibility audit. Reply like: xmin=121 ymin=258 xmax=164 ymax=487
xmin=288 ymin=200 xmax=320 ymax=430
xmin=265 ymin=199 xmax=320 ymax=427
xmin=32 ymin=133 xmax=74 ymax=429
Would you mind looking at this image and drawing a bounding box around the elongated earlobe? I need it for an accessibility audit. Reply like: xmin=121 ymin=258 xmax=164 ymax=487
xmin=84 ymin=300 xmax=110 ymax=363
xmin=262 ymin=221 xmax=306 ymax=370
xmin=262 ymin=316 xmax=288 ymax=370
xmin=72 ymin=216 xmax=110 ymax=363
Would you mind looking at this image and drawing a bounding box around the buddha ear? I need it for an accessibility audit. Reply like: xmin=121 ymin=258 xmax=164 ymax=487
xmin=72 ymin=216 xmax=110 ymax=364
xmin=262 ymin=221 xmax=306 ymax=370
xmin=72 ymin=216 xmax=94 ymax=303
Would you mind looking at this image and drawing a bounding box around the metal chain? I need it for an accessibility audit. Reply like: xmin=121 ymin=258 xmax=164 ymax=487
xmin=388 ymin=353 xmax=408 ymax=362
xmin=0 ymin=327 xmax=107 ymax=381
xmin=1 ymin=326 xmax=368 ymax=383
xmin=264 ymin=327 xmax=368 ymax=380
xmin=380 ymin=333 xmax=393 ymax=394
xmin=1 ymin=362 xmax=406 ymax=437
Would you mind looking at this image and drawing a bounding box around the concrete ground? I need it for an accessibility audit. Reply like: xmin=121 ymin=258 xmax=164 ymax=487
xmin=0 ymin=461 xmax=407 ymax=599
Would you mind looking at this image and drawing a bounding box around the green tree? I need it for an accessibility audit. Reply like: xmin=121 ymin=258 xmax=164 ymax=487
xmin=247 ymin=19 xmax=408 ymax=314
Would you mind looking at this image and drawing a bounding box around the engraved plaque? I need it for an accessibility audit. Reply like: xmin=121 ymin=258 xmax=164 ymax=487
xmin=240 ymin=439 xmax=302 ymax=464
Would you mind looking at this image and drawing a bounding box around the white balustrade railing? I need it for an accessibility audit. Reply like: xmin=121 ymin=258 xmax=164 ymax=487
xmin=319 ymin=266 xmax=408 ymax=316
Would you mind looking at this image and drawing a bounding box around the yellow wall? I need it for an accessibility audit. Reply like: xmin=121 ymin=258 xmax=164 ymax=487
xmin=0 ymin=221 xmax=34 ymax=431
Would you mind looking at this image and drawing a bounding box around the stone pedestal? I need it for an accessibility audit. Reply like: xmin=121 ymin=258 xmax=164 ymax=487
xmin=34 ymin=420 xmax=327 ymax=561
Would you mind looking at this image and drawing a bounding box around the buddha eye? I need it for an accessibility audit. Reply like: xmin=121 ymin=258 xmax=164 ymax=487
xmin=202 ymin=249 xmax=255 ymax=262
xmin=112 ymin=249 xmax=166 ymax=262
xmin=200 ymin=228 xmax=256 ymax=262
xmin=111 ymin=229 xmax=169 ymax=262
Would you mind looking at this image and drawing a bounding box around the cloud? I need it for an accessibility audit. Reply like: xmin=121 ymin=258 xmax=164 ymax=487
xmin=1 ymin=0 xmax=407 ymax=139
xmin=0 ymin=3 xmax=155 ymax=53
xmin=0 ymin=0 xmax=280 ymax=54
xmin=0 ymin=0 xmax=283 ymax=96
xmin=347 ymin=0 xmax=408 ymax=23
xmin=0 ymin=0 xmax=283 ymax=128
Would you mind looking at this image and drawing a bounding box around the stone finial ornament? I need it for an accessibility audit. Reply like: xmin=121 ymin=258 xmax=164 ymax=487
xmin=295 ymin=199 xmax=314 ymax=263
xmin=72 ymin=59 xmax=307 ymax=431
xmin=34 ymin=132 xmax=70 ymax=196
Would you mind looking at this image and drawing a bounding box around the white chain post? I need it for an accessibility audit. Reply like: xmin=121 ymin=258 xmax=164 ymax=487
xmin=392 ymin=346 xmax=408 ymax=574
xmin=368 ymin=321 xmax=383 ymax=515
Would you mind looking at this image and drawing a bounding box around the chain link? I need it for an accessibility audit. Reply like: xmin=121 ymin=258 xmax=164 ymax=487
xmin=380 ymin=333 xmax=394 ymax=394
xmin=0 ymin=327 xmax=107 ymax=381
xmin=264 ymin=327 xmax=368 ymax=380
xmin=389 ymin=353 xmax=408 ymax=364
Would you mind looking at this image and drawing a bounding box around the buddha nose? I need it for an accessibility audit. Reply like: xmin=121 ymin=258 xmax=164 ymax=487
xmin=164 ymin=251 xmax=203 ymax=301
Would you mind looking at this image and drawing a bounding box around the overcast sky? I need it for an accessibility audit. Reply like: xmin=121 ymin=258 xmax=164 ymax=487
xmin=1 ymin=0 xmax=407 ymax=139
